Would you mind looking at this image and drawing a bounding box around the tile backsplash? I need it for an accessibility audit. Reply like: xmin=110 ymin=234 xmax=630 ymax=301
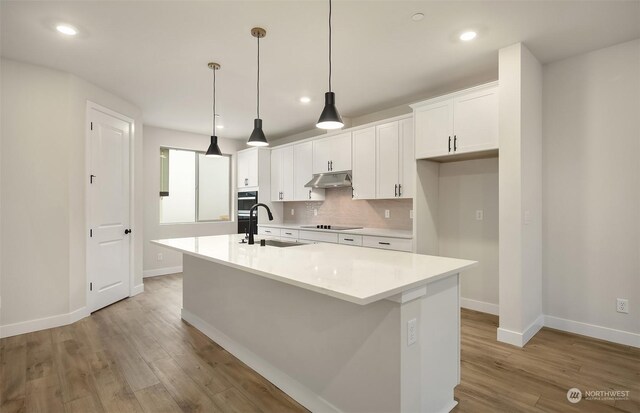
xmin=283 ymin=187 xmax=413 ymax=231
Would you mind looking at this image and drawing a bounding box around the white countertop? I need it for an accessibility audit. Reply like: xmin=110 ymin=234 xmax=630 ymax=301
xmin=152 ymin=234 xmax=476 ymax=305
xmin=259 ymin=223 xmax=413 ymax=239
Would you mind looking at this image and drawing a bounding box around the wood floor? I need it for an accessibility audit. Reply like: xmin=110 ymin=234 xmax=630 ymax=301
xmin=1 ymin=274 xmax=638 ymax=413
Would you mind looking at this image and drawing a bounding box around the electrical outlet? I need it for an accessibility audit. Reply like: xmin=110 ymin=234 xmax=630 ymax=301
xmin=617 ymin=298 xmax=629 ymax=314
xmin=313 ymin=209 xmax=318 ymax=216
xmin=291 ymin=208 xmax=295 ymax=216
xmin=157 ymin=253 xmax=163 ymax=261
xmin=410 ymin=209 xmax=414 ymax=219
xmin=407 ymin=318 xmax=417 ymax=346
xmin=476 ymin=210 xmax=484 ymax=221
xmin=385 ymin=209 xmax=390 ymax=219
xmin=524 ymin=210 xmax=532 ymax=225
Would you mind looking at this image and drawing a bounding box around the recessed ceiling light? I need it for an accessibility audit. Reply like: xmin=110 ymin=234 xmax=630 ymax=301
xmin=299 ymin=97 xmax=311 ymax=104
xmin=56 ymin=24 xmax=78 ymax=36
xmin=412 ymin=13 xmax=425 ymax=21
xmin=460 ymin=31 xmax=477 ymax=41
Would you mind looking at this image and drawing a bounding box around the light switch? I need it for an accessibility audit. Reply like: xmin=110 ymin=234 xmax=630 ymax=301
xmin=476 ymin=210 xmax=484 ymax=221
xmin=385 ymin=210 xmax=390 ymax=219
xmin=314 ymin=209 xmax=318 ymax=216
xmin=409 ymin=210 xmax=414 ymax=219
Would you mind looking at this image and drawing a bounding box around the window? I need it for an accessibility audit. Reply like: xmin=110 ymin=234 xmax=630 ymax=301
xmin=159 ymin=147 xmax=231 ymax=224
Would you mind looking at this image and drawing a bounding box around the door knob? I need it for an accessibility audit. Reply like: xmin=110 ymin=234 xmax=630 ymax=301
xmin=124 ymin=229 xmax=132 ymax=234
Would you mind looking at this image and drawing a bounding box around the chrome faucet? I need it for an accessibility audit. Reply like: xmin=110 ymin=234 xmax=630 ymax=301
xmin=248 ymin=203 xmax=273 ymax=245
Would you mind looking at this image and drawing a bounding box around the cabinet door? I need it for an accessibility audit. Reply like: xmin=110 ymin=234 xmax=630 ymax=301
xmin=453 ymin=87 xmax=498 ymax=154
xmin=246 ymin=148 xmax=259 ymax=187
xmin=312 ymin=138 xmax=331 ymax=174
xmin=237 ymin=150 xmax=248 ymax=188
xmin=281 ymin=146 xmax=294 ymax=201
xmin=270 ymin=148 xmax=282 ymax=201
xmin=329 ymin=132 xmax=352 ymax=172
xmin=376 ymin=122 xmax=400 ymax=199
xmin=352 ymin=127 xmax=376 ymax=199
xmin=398 ymin=118 xmax=414 ymax=198
xmin=294 ymin=142 xmax=324 ymax=201
xmin=414 ymin=100 xmax=453 ymax=159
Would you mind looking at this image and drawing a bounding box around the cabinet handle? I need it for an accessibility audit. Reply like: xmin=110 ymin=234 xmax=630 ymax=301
xmin=265 ymin=230 xmax=271 ymax=233
xmin=454 ymin=135 xmax=457 ymax=152
xmin=448 ymin=136 xmax=451 ymax=153
xmin=344 ymin=238 xmax=354 ymax=242
xmin=285 ymin=232 xmax=292 ymax=235
xmin=330 ymin=160 xmax=333 ymax=171
xmin=395 ymin=184 xmax=398 ymax=197
xmin=378 ymin=241 xmax=391 ymax=245
xmin=308 ymin=190 xmax=311 ymax=200
xmin=245 ymin=178 xmax=248 ymax=186
xmin=327 ymin=161 xmax=330 ymax=171
xmin=398 ymin=184 xmax=402 ymax=197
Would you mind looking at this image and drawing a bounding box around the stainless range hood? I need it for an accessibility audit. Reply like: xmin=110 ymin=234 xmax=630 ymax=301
xmin=304 ymin=171 xmax=352 ymax=189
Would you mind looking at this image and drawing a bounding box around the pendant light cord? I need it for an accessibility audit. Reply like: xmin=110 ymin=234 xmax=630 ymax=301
xmin=257 ymin=35 xmax=260 ymax=119
xmin=328 ymin=0 xmax=332 ymax=92
xmin=212 ymin=67 xmax=216 ymax=136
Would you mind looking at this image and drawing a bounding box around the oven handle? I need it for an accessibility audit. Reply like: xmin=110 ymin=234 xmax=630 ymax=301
xmin=237 ymin=197 xmax=257 ymax=201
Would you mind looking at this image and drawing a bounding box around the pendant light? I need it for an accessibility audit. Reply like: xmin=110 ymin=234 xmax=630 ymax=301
xmin=316 ymin=0 xmax=344 ymax=130
xmin=247 ymin=27 xmax=269 ymax=147
xmin=205 ymin=62 xmax=223 ymax=157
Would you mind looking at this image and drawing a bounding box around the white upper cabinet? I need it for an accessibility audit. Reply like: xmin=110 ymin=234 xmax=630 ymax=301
xmin=399 ymin=118 xmax=414 ymax=199
xmin=271 ymin=146 xmax=294 ymax=201
xmin=453 ymin=87 xmax=499 ymax=154
xmin=412 ymin=82 xmax=498 ymax=160
xmin=293 ymin=142 xmax=325 ymax=201
xmin=312 ymin=132 xmax=352 ymax=173
xmin=237 ymin=148 xmax=259 ymax=188
xmin=376 ymin=122 xmax=400 ymax=199
xmin=352 ymin=127 xmax=376 ymax=200
xmin=414 ymin=100 xmax=453 ymax=159
xmin=375 ymin=119 xmax=414 ymax=199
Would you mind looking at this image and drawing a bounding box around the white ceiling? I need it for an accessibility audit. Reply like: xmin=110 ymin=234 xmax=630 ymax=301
xmin=2 ymin=1 xmax=639 ymax=140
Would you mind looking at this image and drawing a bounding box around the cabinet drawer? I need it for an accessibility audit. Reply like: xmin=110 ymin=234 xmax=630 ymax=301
xmin=280 ymin=229 xmax=299 ymax=239
xmin=298 ymin=230 xmax=338 ymax=244
xmin=362 ymin=236 xmax=413 ymax=252
xmin=258 ymin=227 xmax=281 ymax=236
xmin=338 ymin=234 xmax=363 ymax=246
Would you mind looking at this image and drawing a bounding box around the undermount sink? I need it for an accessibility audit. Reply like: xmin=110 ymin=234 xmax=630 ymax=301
xmin=263 ymin=240 xmax=303 ymax=248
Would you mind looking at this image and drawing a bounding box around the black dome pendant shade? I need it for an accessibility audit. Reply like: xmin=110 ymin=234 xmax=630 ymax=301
xmin=316 ymin=0 xmax=344 ymax=130
xmin=247 ymin=27 xmax=269 ymax=147
xmin=205 ymin=62 xmax=223 ymax=157
xmin=206 ymin=135 xmax=222 ymax=157
xmin=317 ymin=92 xmax=343 ymax=130
xmin=248 ymin=118 xmax=268 ymax=147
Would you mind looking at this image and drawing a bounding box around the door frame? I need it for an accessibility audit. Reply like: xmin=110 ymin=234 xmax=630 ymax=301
xmin=85 ymin=101 xmax=136 ymax=313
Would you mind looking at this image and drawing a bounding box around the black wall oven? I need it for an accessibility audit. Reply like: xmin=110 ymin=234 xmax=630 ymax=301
xmin=237 ymin=191 xmax=258 ymax=234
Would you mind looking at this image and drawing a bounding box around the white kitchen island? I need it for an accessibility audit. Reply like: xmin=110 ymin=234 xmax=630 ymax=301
xmin=152 ymin=234 xmax=476 ymax=413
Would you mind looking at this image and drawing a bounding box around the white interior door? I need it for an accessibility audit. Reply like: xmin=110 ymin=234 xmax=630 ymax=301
xmin=88 ymin=108 xmax=131 ymax=312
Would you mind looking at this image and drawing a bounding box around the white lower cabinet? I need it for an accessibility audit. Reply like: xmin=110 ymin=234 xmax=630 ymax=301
xmin=362 ymin=236 xmax=413 ymax=252
xmin=258 ymin=226 xmax=412 ymax=252
xmin=298 ymin=230 xmax=339 ymax=244
xmin=338 ymin=234 xmax=363 ymax=246
xmin=280 ymin=229 xmax=299 ymax=239
xmin=258 ymin=227 xmax=281 ymax=237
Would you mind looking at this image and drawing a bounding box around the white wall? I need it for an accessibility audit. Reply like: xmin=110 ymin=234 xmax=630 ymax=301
xmin=143 ymin=125 xmax=243 ymax=276
xmin=542 ymin=39 xmax=640 ymax=337
xmin=439 ymin=159 xmax=499 ymax=313
xmin=0 ymin=58 xmax=144 ymax=329
xmin=497 ymin=43 xmax=543 ymax=347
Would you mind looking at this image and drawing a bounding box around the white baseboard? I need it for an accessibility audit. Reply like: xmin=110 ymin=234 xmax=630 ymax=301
xmin=143 ymin=266 xmax=183 ymax=278
xmin=544 ymin=315 xmax=640 ymax=348
xmin=460 ymin=297 xmax=499 ymax=315
xmin=131 ymin=283 xmax=145 ymax=296
xmin=0 ymin=306 xmax=90 ymax=339
xmin=181 ymin=308 xmax=341 ymax=413
xmin=497 ymin=314 xmax=544 ymax=347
